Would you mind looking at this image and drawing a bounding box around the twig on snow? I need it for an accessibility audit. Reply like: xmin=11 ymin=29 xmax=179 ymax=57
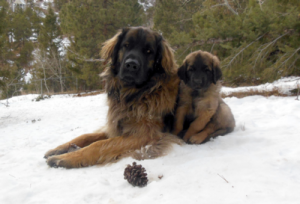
xmin=217 ymin=173 xmax=229 ymax=183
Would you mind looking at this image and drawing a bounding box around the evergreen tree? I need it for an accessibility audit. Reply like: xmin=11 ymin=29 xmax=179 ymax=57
xmin=0 ymin=0 xmax=9 ymax=88
xmin=34 ymin=6 xmax=67 ymax=93
xmin=12 ymin=7 xmax=32 ymax=47
xmin=54 ymin=0 xmax=69 ymax=12
xmin=38 ymin=6 xmax=61 ymax=54
xmin=0 ymin=1 xmax=24 ymax=99
xmin=154 ymin=0 xmax=300 ymax=85
xmin=60 ymin=0 xmax=146 ymax=90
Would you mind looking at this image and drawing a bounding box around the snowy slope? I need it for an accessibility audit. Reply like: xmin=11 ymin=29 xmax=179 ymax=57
xmin=0 ymin=80 xmax=300 ymax=204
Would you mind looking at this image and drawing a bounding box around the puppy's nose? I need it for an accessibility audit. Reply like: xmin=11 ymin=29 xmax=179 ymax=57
xmin=125 ymin=59 xmax=140 ymax=72
xmin=193 ymin=78 xmax=202 ymax=84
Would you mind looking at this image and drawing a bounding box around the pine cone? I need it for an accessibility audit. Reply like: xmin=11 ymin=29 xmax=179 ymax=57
xmin=124 ymin=162 xmax=148 ymax=187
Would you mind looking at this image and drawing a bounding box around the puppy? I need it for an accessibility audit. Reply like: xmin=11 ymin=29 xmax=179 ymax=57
xmin=173 ymin=50 xmax=235 ymax=144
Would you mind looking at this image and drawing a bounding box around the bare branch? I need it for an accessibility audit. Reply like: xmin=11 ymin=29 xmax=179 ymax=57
xmin=64 ymin=46 xmax=104 ymax=62
xmin=211 ymin=0 xmax=238 ymax=15
xmin=258 ymin=0 xmax=264 ymax=11
xmin=175 ymin=37 xmax=236 ymax=59
xmin=177 ymin=44 xmax=193 ymax=59
xmin=280 ymin=46 xmax=300 ymax=67
xmin=296 ymin=81 xmax=299 ymax=100
xmin=252 ymin=32 xmax=289 ymax=73
xmin=224 ymin=34 xmax=266 ymax=69
xmin=175 ymin=18 xmax=193 ymax=24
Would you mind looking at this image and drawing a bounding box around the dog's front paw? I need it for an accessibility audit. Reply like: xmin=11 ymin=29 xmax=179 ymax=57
xmin=46 ymin=153 xmax=89 ymax=169
xmin=46 ymin=156 xmax=62 ymax=168
xmin=44 ymin=144 xmax=81 ymax=159
xmin=44 ymin=147 xmax=68 ymax=159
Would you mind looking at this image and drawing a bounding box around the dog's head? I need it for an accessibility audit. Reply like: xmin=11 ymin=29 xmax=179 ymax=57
xmin=178 ymin=50 xmax=222 ymax=90
xmin=101 ymin=27 xmax=176 ymax=87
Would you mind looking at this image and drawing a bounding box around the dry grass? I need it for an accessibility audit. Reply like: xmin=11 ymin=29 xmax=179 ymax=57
xmin=221 ymin=87 xmax=299 ymax=98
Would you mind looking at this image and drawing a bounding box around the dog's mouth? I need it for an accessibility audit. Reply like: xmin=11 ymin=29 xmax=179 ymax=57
xmin=192 ymin=83 xmax=203 ymax=90
xmin=120 ymin=75 xmax=135 ymax=85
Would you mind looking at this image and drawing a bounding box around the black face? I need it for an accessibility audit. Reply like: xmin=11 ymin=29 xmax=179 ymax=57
xmin=111 ymin=27 xmax=163 ymax=87
xmin=178 ymin=53 xmax=222 ymax=90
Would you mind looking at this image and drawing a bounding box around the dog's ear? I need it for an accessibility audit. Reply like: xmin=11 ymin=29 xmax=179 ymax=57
xmin=153 ymin=34 xmax=164 ymax=74
xmin=157 ymin=37 xmax=177 ymax=74
xmin=100 ymin=28 xmax=129 ymax=66
xmin=212 ymin=56 xmax=222 ymax=84
xmin=177 ymin=62 xmax=187 ymax=83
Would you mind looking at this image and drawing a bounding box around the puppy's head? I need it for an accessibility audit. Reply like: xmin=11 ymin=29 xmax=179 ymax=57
xmin=178 ymin=50 xmax=222 ymax=90
xmin=101 ymin=27 xmax=176 ymax=87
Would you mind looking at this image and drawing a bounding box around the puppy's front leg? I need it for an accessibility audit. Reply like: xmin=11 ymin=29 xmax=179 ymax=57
xmin=173 ymin=105 xmax=189 ymax=135
xmin=183 ymin=109 xmax=215 ymax=142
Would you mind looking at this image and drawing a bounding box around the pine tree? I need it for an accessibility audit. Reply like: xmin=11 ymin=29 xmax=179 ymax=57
xmin=154 ymin=0 xmax=205 ymax=63
xmin=154 ymin=0 xmax=300 ymax=85
xmin=35 ymin=6 xmax=67 ymax=93
xmin=38 ymin=6 xmax=61 ymax=54
xmin=60 ymin=0 xmax=146 ymax=90
xmin=0 ymin=1 xmax=25 ymax=99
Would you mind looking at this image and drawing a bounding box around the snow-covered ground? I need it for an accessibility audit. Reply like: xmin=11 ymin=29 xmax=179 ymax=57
xmin=0 ymin=78 xmax=300 ymax=204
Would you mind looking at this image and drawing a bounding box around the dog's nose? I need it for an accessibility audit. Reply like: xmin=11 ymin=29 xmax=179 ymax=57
xmin=125 ymin=59 xmax=140 ymax=72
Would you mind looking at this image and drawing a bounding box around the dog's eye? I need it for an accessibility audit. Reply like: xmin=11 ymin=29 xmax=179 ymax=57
xmin=146 ymin=49 xmax=152 ymax=54
xmin=189 ymin=66 xmax=195 ymax=71
xmin=123 ymin=44 xmax=129 ymax=48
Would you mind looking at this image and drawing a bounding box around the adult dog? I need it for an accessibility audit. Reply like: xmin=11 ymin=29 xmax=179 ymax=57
xmin=173 ymin=50 xmax=235 ymax=144
xmin=44 ymin=27 xmax=181 ymax=168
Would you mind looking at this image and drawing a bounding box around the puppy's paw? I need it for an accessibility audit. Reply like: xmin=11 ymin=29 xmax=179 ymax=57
xmin=188 ymin=133 xmax=208 ymax=144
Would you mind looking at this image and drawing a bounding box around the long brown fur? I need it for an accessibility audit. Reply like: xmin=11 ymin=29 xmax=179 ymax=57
xmin=174 ymin=50 xmax=235 ymax=144
xmin=44 ymin=27 xmax=182 ymax=168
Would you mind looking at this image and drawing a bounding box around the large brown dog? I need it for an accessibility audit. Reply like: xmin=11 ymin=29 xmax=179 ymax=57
xmin=173 ymin=50 xmax=235 ymax=144
xmin=44 ymin=27 xmax=181 ymax=168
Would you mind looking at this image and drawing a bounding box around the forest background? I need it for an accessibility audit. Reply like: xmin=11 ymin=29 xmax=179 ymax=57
xmin=0 ymin=0 xmax=299 ymax=99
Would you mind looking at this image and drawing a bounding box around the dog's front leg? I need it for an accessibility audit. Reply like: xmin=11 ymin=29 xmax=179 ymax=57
xmin=44 ymin=132 xmax=108 ymax=159
xmin=46 ymin=135 xmax=151 ymax=168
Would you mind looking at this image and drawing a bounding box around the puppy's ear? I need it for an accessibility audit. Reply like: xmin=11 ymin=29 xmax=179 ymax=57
xmin=212 ymin=56 xmax=222 ymax=84
xmin=100 ymin=28 xmax=129 ymax=66
xmin=177 ymin=63 xmax=187 ymax=83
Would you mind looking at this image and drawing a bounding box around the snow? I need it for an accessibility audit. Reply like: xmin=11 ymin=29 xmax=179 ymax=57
xmin=24 ymin=72 xmax=32 ymax=83
xmin=0 ymin=79 xmax=300 ymax=204
xmin=58 ymin=37 xmax=70 ymax=56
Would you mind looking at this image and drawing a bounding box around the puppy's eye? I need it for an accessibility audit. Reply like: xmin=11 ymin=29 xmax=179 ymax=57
xmin=146 ymin=49 xmax=152 ymax=54
xmin=124 ymin=44 xmax=129 ymax=48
